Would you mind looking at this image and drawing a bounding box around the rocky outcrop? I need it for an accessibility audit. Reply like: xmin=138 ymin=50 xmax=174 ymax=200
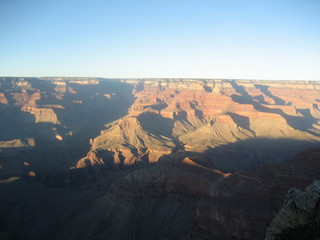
xmin=265 ymin=181 xmax=320 ymax=240
xmin=76 ymin=117 xmax=175 ymax=169
xmin=22 ymin=106 xmax=60 ymax=124
xmin=55 ymin=84 xmax=67 ymax=93
xmin=0 ymin=138 xmax=35 ymax=148
xmin=0 ymin=93 xmax=8 ymax=104
xmin=14 ymin=79 xmax=32 ymax=89
xmin=179 ymin=114 xmax=255 ymax=151
xmin=10 ymin=91 xmax=40 ymax=106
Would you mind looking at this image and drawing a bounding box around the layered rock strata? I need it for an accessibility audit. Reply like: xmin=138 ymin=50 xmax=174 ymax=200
xmin=76 ymin=79 xmax=320 ymax=170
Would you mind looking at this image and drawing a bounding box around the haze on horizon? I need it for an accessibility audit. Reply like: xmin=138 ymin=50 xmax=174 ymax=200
xmin=0 ymin=0 xmax=319 ymax=80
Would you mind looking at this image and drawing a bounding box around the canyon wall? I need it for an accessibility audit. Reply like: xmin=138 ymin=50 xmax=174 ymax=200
xmin=0 ymin=77 xmax=319 ymax=240
xmin=76 ymin=78 xmax=320 ymax=172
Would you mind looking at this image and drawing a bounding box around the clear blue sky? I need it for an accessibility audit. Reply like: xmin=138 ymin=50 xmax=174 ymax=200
xmin=0 ymin=0 xmax=319 ymax=80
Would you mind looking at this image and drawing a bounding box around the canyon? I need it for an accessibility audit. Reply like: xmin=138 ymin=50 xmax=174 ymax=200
xmin=0 ymin=77 xmax=319 ymax=239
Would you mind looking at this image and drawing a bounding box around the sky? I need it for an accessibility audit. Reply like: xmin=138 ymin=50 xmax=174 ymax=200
xmin=0 ymin=0 xmax=320 ymax=80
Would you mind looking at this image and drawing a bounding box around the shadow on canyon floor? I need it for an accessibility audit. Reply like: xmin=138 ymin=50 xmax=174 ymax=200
xmin=0 ymin=80 xmax=136 ymax=179
xmin=158 ymin=137 xmax=320 ymax=173
xmin=37 ymin=137 xmax=320 ymax=188
xmin=0 ymin=140 xmax=319 ymax=240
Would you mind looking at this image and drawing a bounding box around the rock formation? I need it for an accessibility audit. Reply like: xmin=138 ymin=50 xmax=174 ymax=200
xmin=0 ymin=77 xmax=319 ymax=240
xmin=0 ymin=92 xmax=8 ymax=105
xmin=0 ymin=138 xmax=35 ymax=148
xmin=265 ymin=181 xmax=320 ymax=240
xmin=76 ymin=78 xmax=320 ymax=171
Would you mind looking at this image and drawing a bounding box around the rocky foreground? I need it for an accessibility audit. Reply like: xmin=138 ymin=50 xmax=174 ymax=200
xmin=0 ymin=77 xmax=319 ymax=239
xmin=266 ymin=179 xmax=320 ymax=240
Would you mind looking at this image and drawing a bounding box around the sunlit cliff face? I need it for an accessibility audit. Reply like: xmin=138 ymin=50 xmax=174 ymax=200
xmin=77 ymin=78 xmax=320 ymax=172
xmin=1 ymin=77 xmax=319 ymax=176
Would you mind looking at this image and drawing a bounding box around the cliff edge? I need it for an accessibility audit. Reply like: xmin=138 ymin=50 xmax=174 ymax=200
xmin=265 ymin=181 xmax=320 ymax=240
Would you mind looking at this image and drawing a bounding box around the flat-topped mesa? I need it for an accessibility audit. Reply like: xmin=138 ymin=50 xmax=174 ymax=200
xmin=15 ymin=80 xmax=31 ymax=88
xmin=51 ymin=80 xmax=77 ymax=93
xmin=52 ymin=80 xmax=66 ymax=86
xmin=22 ymin=106 xmax=60 ymax=124
xmin=69 ymin=79 xmax=100 ymax=85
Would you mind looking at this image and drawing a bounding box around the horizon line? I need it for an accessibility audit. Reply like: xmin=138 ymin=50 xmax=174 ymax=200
xmin=1 ymin=76 xmax=319 ymax=82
